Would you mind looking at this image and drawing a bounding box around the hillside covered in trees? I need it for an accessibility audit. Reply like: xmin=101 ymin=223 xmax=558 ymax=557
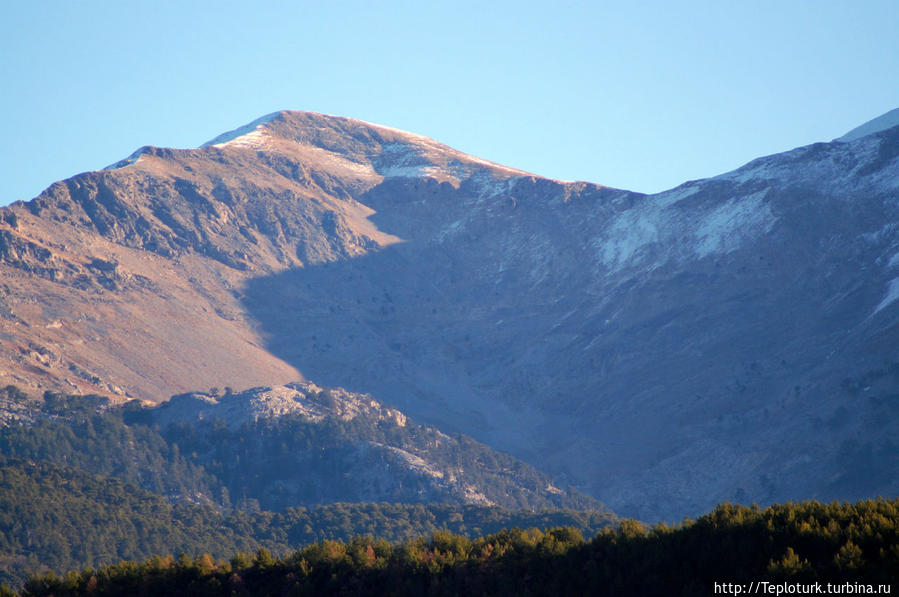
xmin=2 ymin=386 xmax=896 ymax=592
xmin=0 ymin=456 xmax=614 ymax=588
xmin=0 ymin=385 xmax=601 ymax=512
xmin=11 ymin=499 xmax=899 ymax=596
xmin=0 ymin=386 xmax=613 ymax=586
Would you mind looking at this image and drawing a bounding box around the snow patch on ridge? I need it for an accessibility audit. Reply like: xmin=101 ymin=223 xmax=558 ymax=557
xmin=595 ymin=189 xmax=775 ymax=270
xmin=202 ymin=112 xmax=280 ymax=148
xmin=695 ymin=192 xmax=773 ymax=257
xmin=653 ymin=183 xmax=701 ymax=208
xmin=373 ymin=141 xmax=524 ymax=185
xmin=314 ymin=112 xmax=529 ymax=175
xmin=598 ymin=209 xmax=662 ymax=268
xmin=104 ymin=147 xmax=149 ymax=170
xmin=378 ymin=164 xmax=445 ymax=179
xmin=303 ymin=146 xmax=379 ymax=178
xmin=874 ymin=277 xmax=899 ymax=314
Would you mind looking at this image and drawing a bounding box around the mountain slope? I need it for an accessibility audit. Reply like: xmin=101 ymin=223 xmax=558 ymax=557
xmin=1 ymin=109 xmax=898 ymax=519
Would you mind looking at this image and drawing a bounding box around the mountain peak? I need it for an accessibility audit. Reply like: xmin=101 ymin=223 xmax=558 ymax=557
xmin=197 ymin=110 xmax=535 ymax=183
xmin=836 ymin=107 xmax=899 ymax=142
xmin=202 ymin=110 xmax=449 ymax=148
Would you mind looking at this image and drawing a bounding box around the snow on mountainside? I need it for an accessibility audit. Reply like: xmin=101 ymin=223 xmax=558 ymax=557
xmin=0 ymin=108 xmax=897 ymax=520
xmin=201 ymin=112 xmax=282 ymax=147
xmin=203 ymin=110 xmax=534 ymax=184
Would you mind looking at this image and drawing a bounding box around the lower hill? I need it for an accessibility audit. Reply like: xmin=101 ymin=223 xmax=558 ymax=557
xmin=0 ymin=384 xmax=603 ymax=511
xmin=0 ymin=458 xmax=614 ymax=588
xmin=0 ymin=384 xmax=614 ymax=586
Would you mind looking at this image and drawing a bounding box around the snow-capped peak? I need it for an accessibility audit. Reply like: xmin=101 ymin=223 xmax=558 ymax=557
xmin=835 ymin=107 xmax=899 ymax=142
xmin=201 ymin=112 xmax=281 ymax=148
xmin=104 ymin=146 xmax=151 ymax=170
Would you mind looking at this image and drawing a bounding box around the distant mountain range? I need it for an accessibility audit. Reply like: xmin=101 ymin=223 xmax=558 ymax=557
xmin=1 ymin=108 xmax=897 ymax=520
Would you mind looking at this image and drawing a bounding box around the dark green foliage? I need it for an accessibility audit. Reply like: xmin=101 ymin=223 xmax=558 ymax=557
xmin=0 ymin=385 xmax=615 ymax=587
xmin=159 ymin=411 xmax=601 ymax=511
xmin=1 ymin=387 xmax=602 ymax=512
xmin=0 ymin=459 xmax=268 ymax=587
xmin=0 ymin=457 xmax=613 ymax=588
xmin=11 ymin=499 xmax=899 ymax=596
xmin=8 ymin=385 xmax=896 ymax=593
xmin=0 ymin=386 xmax=29 ymax=404
xmin=0 ymin=392 xmax=219 ymax=504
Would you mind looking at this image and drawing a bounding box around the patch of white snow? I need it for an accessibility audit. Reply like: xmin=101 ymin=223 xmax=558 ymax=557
xmin=104 ymin=147 xmax=148 ymax=170
xmin=594 ymin=189 xmax=776 ymax=270
xmin=379 ymin=164 xmax=444 ymax=179
xmin=598 ymin=210 xmax=662 ymax=267
xmin=653 ymin=184 xmax=700 ymax=208
xmin=304 ymin=146 xmax=377 ymax=177
xmin=695 ymin=191 xmax=774 ymax=258
xmin=873 ymin=277 xmax=899 ymax=314
xmin=202 ymin=112 xmax=280 ymax=148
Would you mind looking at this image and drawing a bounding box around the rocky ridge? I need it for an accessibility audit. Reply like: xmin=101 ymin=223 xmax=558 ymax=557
xmin=152 ymin=382 xmax=409 ymax=428
xmin=126 ymin=383 xmax=602 ymax=511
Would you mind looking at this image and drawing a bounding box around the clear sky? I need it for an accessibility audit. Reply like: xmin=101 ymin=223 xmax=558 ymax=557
xmin=2 ymin=1 xmax=897 ymax=205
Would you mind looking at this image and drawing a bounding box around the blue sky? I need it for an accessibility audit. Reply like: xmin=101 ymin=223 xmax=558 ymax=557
xmin=2 ymin=1 xmax=897 ymax=205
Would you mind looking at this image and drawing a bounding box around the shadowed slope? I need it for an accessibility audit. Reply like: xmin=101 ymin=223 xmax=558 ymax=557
xmin=243 ymin=124 xmax=899 ymax=519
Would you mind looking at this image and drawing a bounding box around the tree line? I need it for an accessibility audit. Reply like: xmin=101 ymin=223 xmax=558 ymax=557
xmin=10 ymin=499 xmax=899 ymax=596
xmin=0 ymin=457 xmax=612 ymax=588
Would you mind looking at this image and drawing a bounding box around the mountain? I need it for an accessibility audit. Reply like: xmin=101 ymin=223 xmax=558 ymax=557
xmin=1 ymin=109 xmax=898 ymax=520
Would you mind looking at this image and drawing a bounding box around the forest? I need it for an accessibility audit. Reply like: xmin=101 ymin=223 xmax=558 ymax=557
xmin=0 ymin=386 xmax=603 ymax=512
xmin=1 ymin=386 xmax=897 ymax=593
xmin=0 ymin=386 xmax=612 ymax=587
xmin=10 ymin=499 xmax=899 ymax=596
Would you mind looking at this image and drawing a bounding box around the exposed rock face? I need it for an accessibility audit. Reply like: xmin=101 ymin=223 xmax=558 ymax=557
xmin=152 ymin=382 xmax=410 ymax=429
xmin=141 ymin=382 xmax=599 ymax=510
xmin=1 ymin=110 xmax=897 ymax=519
